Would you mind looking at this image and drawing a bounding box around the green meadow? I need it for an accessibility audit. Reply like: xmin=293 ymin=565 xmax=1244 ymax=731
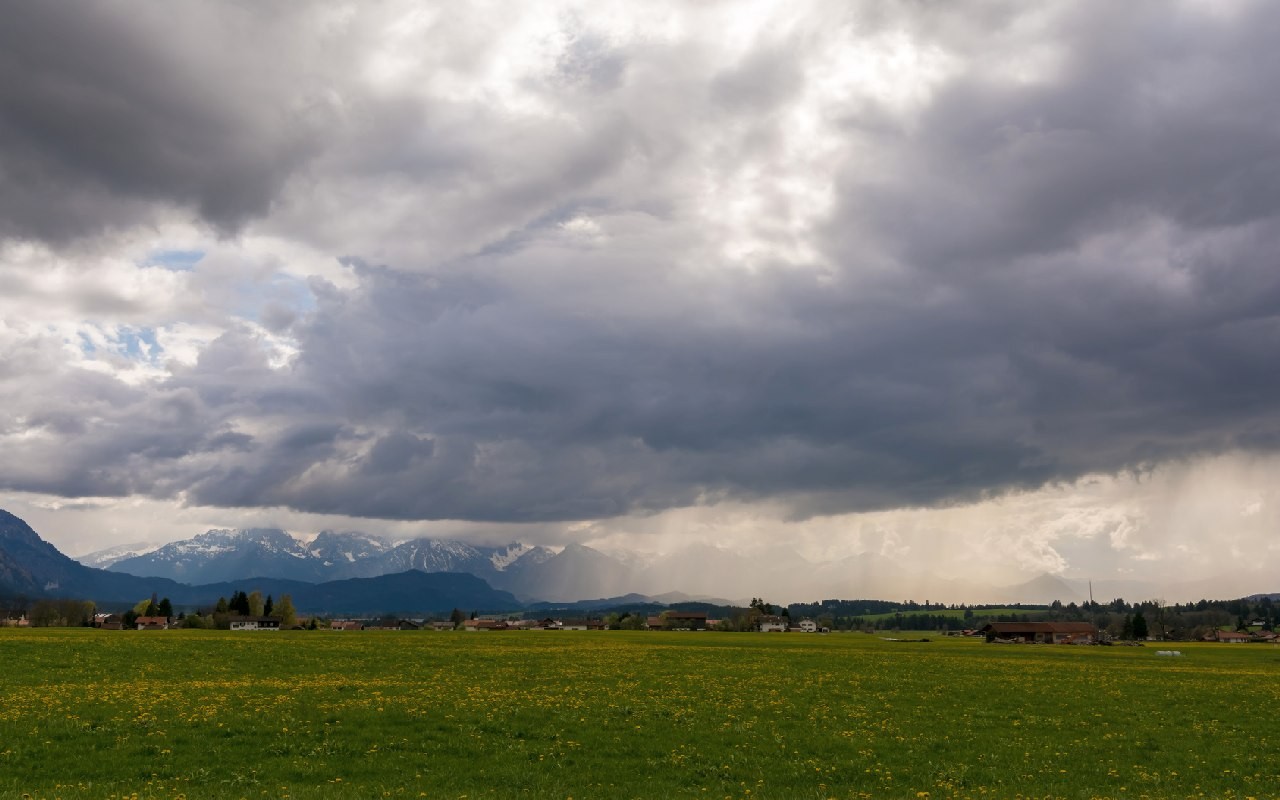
xmin=2 ymin=629 xmax=1277 ymax=800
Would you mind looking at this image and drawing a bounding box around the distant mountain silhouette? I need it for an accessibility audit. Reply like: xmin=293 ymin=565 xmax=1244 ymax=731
xmin=0 ymin=510 xmax=519 ymax=614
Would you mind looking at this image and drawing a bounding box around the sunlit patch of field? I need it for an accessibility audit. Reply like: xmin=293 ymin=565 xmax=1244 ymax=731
xmin=2 ymin=628 xmax=1277 ymax=798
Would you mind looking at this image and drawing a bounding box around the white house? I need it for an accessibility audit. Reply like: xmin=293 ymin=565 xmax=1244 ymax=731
xmin=797 ymin=619 xmax=818 ymax=633
xmin=759 ymin=615 xmax=788 ymax=633
xmin=229 ymin=616 xmax=282 ymax=631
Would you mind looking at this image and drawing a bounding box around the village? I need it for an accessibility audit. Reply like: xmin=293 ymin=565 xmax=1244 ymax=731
xmin=5 ymin=610 xmax=1279 ymax=644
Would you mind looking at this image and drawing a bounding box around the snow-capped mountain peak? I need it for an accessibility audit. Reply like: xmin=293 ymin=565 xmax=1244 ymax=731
xmin=75 ymin=542 xmax=163 ymax=569
xmin=490 ymin=542 xmax=535 ymax=571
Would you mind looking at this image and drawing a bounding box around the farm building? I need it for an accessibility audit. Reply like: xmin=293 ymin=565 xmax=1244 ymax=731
xmin=1211 ymin=630 xmax=1251 ymax=643
xmin=135 ymin=616 xmax=170 ymax=630
xmin=980 ymin=622 xmax=1097 ymax=644
xmin=228 ymin=616 xmax=281 ymax=631
xmin=664 ymin=611 xmax=709 ymax=630
xmin=759 ymin=615 xmax=789 ymax=633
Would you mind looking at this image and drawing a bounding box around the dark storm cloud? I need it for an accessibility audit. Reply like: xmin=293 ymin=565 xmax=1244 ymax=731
xmin=3 ymin=2 xmax=1280 ymax=525
xmin=0 ymin=2 xmax=329 ymax=241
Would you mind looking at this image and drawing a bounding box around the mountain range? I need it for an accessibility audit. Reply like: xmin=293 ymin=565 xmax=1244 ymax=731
xmin=13 ymin=509 xmax=1273 ymax=611
xmin=78 ymin=525 xmax=1148 ymax=605
xmin=0 ymin=510 xmax=518 ymax=614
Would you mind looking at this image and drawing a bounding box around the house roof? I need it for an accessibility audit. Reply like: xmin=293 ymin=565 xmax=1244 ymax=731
xmin=228 ymin=615 xmax=281 ymax=623
xmin=667 ymin=611 xmax=708 ymax=619
xmin=135 ymin=616 xmax=169 ymax=625
xmin=981 ymin=622 xmax=1098 ymax=634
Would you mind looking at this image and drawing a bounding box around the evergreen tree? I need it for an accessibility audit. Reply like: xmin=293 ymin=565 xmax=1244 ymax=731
xmin=230 ymin=591 xmax=250 ymax=616
xmin=157 ymin=597 xmax=173 ymax=619
xmin=215 ymin=597 xmax=229 ymax=614
xmin=264 ymin=595 xmax=274 ymax=617
xmin=449 ymin=608 xmax=465 ymax=629
xmin=1132 ymin=611 xmax=1149 ymax=640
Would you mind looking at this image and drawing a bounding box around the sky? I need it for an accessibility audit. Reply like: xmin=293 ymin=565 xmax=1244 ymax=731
xmin=2 ymin=1 xmax=1280 ymax=600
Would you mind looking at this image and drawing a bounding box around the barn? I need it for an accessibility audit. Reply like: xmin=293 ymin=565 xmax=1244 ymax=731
xmin=980 ymin=622 xmax=1097 ymax=644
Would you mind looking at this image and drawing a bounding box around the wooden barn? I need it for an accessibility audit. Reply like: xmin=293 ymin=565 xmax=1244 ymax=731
xmin=980 ymin=621 xmax=1097 ymax=644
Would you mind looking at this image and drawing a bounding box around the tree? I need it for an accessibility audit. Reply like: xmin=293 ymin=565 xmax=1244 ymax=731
xmin=450 ymin=608 xmax=465 ymax=629
xmin=133 ymin=599 xmax=152 ymax=616
xmin=264 ymin=595 xmax=274 ymax=617
xmin=275 ymin=594 xmax=297 ymax=628
xmin=157 ymin=597 xmax=173 ymax=619
xmin=215 ymin=597 xmax=229 ymax=614
xmin=247 ymin=591 xmax=264 ymax=617
xmin=1132 ymin=611 xmax=1149 ymax=640
xmin=229 ymin=591 xmax=250 ymax=616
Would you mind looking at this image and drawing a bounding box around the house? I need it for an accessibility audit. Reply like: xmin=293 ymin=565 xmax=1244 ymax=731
xmin=1212 ymin=630 xmax=1252 ymax=643
xmin=398 ymin=620 xmax=421 ymax=631
xmin=1 ymin=615 xmax=30 ymax=628
xmin=228 ymin=616 xmax=282 ymax=631
xmin=759 ymin=615 xmax=789 ymax=633
xmin=980 ymin=622 xmax=1097 ymax=644
xmin=559 ymin=619 xmax=606 ymax=631
xmin=94 ymin=613 xmax=123 ymax=630
xmin=463 ymin=619 xmax=506 ymax=631
xmin=428 ymin=621 xmax=455 ymax=631
xmin=330 ymin=620 xmax=364 ymax=631
xmin=136 ymin=616 xmax=170 ymax=630
xmin=797 ymin=619 xmax=819 ymax=633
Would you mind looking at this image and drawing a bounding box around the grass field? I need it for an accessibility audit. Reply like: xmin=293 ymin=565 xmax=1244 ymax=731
xmin=2 ymin=629 xmax=1278 ymax=799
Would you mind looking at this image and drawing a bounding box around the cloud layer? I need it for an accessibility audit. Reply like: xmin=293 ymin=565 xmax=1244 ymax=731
xmin=3 ymin=2 xmax=1280 ymax=580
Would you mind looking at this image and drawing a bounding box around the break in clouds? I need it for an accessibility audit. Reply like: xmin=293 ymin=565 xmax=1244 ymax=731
xmin=2 ymin=2 xmax=1280 ymax=590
